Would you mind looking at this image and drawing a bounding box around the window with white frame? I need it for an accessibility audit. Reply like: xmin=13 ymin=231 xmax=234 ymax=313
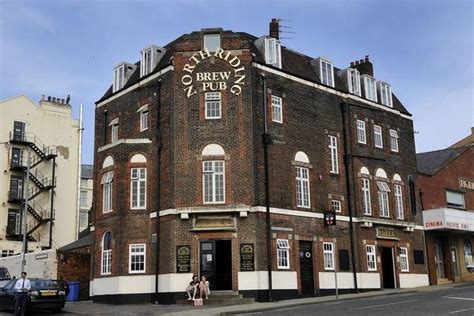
xmin=357 ymin=120 xmax=366 ymax=144
xmin=323 ymin=242 xmax=335 ymax=270
xmin=348 ymin=68 xmax=361 ymax=96
xmin=79 ymin=210 xmax=88 ymax=228
xmin=113 ymin=64 xmax=125 ymax=92
xmin=205 ymin=92 xmax=221 ymax=119
xmin=390 ymin=129 xmax=399 ymax=152
xmin=362 ymin=76 xmax=377 ymax=102
xmin=111 ymin=123 xmax=119 ymax=143
xmin=271 ymin=95 xmax=283 ymax=123
xmin=277 ymin=239 xmax=290 ymax=269
xmin=329 ymin=135 xmax=338 ymax=174
xmin=446 ymin=190 xmax=465 ymax=209
xmin=131 ymin=168 xmax=146 ymax=209
xmin=377 ymin=82 xmax=393 ymax=107
xmin=140 ymin=46 xmax=162 ymax=77
xmin=362 ymin=178 xmax=372 ymax=215
xmin=204 ymin=34 xmax=221 ymax=52
xmin=395 ymin=184 xmax=404 ymax=220
xmin=80 ymin=179 xmax=88 ymax=187
xmin=102 ymin=171 xmax=113 ymax=213
xmin=101 ymin=232 xmax=112 ymax=275
xmin=80 ymin=190 xmax=88 ymax=206
xmin=320 ymin=59 xmax=334 ymax=87
xmin=129 ymin=244 xmax=146 ymax=273
xmin=400 ymin=247 xmax=409 ymax=272
xmin=332 ymin=200 xmax=342 ymax=213
xmin=296 ymin=167 xmax=310 ymax=208
xmin=374 ymin=125 xmax=383 ymax=148
xmin=140 ymin=109 xmax=148 ymax=131
xmin=377 ymin=181 xmax=390 ymax=217
xmin=264 ymin=37 xmax=281 ymax=68
xmin=203 ymin=161 xmax=225 ymax=203
xmin=1 ymin=250 xmax=14 ymax=257
xmin=366 ymin=245 xmax=377 ymax=271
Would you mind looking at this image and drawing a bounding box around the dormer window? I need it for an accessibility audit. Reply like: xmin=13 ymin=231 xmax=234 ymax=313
xmin=140 ymin=45 xmax=165 ymax=77
xmin=377 ymin=82 xmax=393 ymax=107
xmin=319 ymin=58 xmax=334 ymax=87
xmin=264 ymin=37 xmax=281 ymax=68
xmin=113 ymin=64 xmax=125 ymax=92
xmin=347 ymin=68 xmax=361 ymax=96
xmin=204 ymin=34 xmax=221 ymax=53
xmin=361 ymin=75 xmax=377 ymax=102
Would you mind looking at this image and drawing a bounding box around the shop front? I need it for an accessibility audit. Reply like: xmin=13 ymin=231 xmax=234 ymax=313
xmin=423 ymin=208 xmax=474 ymax=284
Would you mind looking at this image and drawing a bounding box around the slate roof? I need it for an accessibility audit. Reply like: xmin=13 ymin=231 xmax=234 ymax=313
xmin=57 ymin=233 xmax=91 ymax=252
xmin=417 ymin=146 xmax=470 ymax=175
xmin=96 ymin=29 xmax=410 ymax=116
xmin=81 ymin=164 xmax=93 ymax=179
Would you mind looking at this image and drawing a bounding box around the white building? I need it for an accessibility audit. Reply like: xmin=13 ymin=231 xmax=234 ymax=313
xmin=0 ymin=95 xmax=81 ymax=255
xmin=79 ymin=164 xmax=93 ymax=232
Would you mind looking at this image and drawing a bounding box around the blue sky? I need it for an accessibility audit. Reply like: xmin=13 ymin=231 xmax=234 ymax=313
xmin=1 ymin=0 xmax=472 ymax=164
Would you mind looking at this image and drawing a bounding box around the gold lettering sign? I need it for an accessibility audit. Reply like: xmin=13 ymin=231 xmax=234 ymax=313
xmin=376 ymin=228 xmax=399 ymax=240
xmin=181 ymin=48 xmax=246 ymax=98
xmin=459 ymin=178 xmax=474 ymax=191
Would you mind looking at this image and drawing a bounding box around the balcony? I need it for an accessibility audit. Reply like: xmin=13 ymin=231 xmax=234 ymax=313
xmin=7 ymin=190 xmax=23 ymax=203
xmin=9 ymin=131 xmax=57 ymax=159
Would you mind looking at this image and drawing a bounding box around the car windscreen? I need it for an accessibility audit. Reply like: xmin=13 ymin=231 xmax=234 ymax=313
xmin=0 ymin=268 xmax=10 ymax=280
xmin=31 ymin=280 xmax=64 ymax=289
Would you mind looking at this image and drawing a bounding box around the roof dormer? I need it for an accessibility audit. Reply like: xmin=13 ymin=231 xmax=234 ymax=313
xmin=361 ymin=74 xmax=377 ymax=102
xmin=338 ymin=68 xmax=361 ymax=96
xmin=255 ymin=36 xmax=282 ymax=69
xmin=113 ymin=62 xmax=136 ymax=93
xmin=377 ymin=81 xmax=393 ymax=107
xmin=140 ymin=45 xmax=166 ymax=77
xmin=312 ymin=57 xmax=334 ymax=87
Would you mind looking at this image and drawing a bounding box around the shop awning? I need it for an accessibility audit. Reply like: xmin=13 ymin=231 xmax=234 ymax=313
xmin=423 ymin=208 xmax=474 ymax=232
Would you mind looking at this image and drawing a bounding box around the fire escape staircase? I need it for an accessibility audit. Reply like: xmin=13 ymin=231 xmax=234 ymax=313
xmin=8 ymin=131 xmax=57 ymax=241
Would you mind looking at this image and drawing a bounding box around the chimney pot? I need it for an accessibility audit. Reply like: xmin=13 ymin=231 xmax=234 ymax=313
xmin=355 ymin=60 xmax=360 ymax=65
xmin=41 ymin=95 xmax=45 ymax=101
xmin=365 ymin=55 xmax=369 ymax=62
xmin=61 ymin=99 xmax=65 ymax=104
xmin=53 ymin=97 xmax=57 ymax=103
xmin=269 ymin=18 xmax=280 ymax=40
xmin=47 ymin=96 xmax=51 ymax=101
xmin=360 ymin=59 xmax=364 ymax=64
xmin=350 ymin=61 xmax=355 ymax=67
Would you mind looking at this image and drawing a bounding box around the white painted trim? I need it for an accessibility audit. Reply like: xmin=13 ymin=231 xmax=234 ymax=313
xmin=253 ymin=63 xmax=412 ymax=120
xmin=128 ymin=244 xmax=146 ymax=274
xmin=237 ymin=271 xmax=297 ymax=290
xmin=97 ymin=66 xmax=174 ymax=108
xmin=399 ymin=273 xmax=429 ymax=288
xmin=319 ymin=272 xmax=381 ymax=289
xmin=97 ymin=138 xmax=152 ymax=152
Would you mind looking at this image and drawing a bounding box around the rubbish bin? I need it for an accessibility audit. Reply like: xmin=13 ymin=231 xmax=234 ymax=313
xmin=66 ymin=281 xmax=80 ymax=301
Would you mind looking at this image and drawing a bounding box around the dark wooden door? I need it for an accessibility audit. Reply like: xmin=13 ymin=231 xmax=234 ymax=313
xmin=299 ymin=241 xmax=314 ymax=295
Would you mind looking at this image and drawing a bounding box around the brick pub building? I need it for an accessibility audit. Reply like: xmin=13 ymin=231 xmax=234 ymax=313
xmin=418 ymin=130 xmax=474 ymax=285
xmin=90 ymin=19 xmax=428 ymax=304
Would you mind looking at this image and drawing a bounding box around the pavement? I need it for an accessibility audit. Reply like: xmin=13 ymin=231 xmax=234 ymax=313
xmin=2 ymin=282 xmax=473 ymax=315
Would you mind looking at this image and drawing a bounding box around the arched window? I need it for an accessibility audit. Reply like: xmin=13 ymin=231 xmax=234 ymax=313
xmin=202 ymin=144 xmax=225 ymax=204
xmin=360 ymin=166 xmax=371 ymax=215
xmin=294 ymin=152 xmax=310 ymax=208
xmin=101 ymin=231 xmax=112 ymax=275
xmin=102 ymin=156 xmax=114 ymax=213
xmin=393 ymin=174 xmax=404 ymax=220
xmin=130 ymin=154 xmax=147 ymax=210
xmin=376 ymin=168 xmax=390 ymax=217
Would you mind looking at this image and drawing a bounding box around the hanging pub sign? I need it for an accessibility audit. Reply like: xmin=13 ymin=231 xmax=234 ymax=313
xmin=240 ymin=243 xmax=255 ymax=271
xmin=181 ymin=48 xmax=246 ymax=98
xmin=176 ymin=245 xmax=191 ymax=273
xmin=324 ymin=211 xmax=336 ymax=226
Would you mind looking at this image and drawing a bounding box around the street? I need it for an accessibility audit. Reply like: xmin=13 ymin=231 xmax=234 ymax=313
xmin=238 ymin=285 xmax=474 ymax=316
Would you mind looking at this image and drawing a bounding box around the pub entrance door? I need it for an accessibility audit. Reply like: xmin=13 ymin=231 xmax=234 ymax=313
xmin=299 ymin=241 xmax=314 ymax=295
xmin=200 ymin=240 xmax=232 ymax=291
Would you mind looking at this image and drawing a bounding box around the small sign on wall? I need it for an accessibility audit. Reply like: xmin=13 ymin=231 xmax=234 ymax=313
xmin=240 ymin=243 xmax=255 ymax=271
xmin=176 ymin=245 xmax=191 ymax=273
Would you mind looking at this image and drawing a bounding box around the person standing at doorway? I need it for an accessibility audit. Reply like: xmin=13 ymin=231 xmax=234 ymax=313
xmin=14 ymin=271 xmax=31 ymax=316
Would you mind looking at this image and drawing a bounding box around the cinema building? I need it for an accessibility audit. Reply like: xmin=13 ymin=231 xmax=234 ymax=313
xmin=90 ymin=20 xmax=428 ymax=304
xmin=418 ymin=130 xmax=474 ymax=285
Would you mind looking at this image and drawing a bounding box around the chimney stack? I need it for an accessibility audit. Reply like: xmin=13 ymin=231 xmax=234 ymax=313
xmin=269 ymin=18 xmax=280 ymax=40
xmin=349 ymin=55 xmax=374 ymax=76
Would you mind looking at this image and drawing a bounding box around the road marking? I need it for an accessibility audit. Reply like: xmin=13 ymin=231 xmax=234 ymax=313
xmin=347 ymin=299 xmax=418 ymax=310
xmin=445 ymin=296 xmax=474 ymax=301
xmin=449 ymin=307 xmax=474 ymax=314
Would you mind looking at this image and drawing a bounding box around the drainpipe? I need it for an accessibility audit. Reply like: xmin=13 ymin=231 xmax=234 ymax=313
xmin=261 ymin=73 xmax=273 ymax=302
xmin=154 ymin=80 xmax=162 ymax=304
xmin=340 ymin=102 xmax=359 ymax=293
xmin=49 ymin=156 xmax=56 ymax=249
xmin=75 ymin=104 xmax=84 ymax=240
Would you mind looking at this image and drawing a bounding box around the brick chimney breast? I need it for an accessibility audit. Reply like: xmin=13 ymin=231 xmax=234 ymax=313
xmin=350 ymin=55 xmax=374 ymax=76
xmin=269 ymin=18 xmax=280 ymax=40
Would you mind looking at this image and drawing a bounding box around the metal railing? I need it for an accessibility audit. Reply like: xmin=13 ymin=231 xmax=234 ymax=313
xmin=9 ymin=131 xmax=57 ymax=157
